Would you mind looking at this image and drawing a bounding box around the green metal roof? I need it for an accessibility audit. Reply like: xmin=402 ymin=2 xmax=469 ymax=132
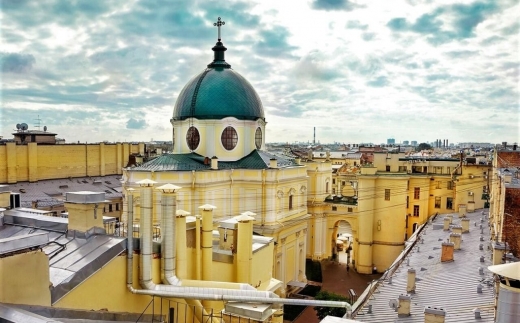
xmin=172 ymin=41 xmax=264 ymax=122
xmin=130 ymin=150 xmax=299 ymax=172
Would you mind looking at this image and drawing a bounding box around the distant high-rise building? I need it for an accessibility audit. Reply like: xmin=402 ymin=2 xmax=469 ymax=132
xmin=411 ymin=141 xmax=418 ymax=146
xmin=387 ymin=138 xmax=395 ymax=145
xmin=403 ymin=140 xmax=409 ymax=145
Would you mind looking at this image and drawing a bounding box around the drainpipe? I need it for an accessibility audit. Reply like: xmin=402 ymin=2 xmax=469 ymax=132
xmin=126 ymin=188 xmax=135 ymax=288
xmin=200 ymin=204 xmax=216 ymax=281
xmin=195 ymin=214 xmax=202 ymax=280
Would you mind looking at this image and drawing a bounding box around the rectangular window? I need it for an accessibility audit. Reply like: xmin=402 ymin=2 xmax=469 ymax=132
xmin=116 ymin=203 xmax=120 ymax=211
xmin=326 ymin=182 xmax=329 ymax=194
xmin=385 ymin=189 xmax=390 ymax=201
xmin=447 ymin=167 xmax=451 ymax=174
xmin=414 ymin=187 xmax=420 ymax=199
xmin=289 ymin=195 xmax=293 ymax=210
xmin=332 ymin=188 xmax=336 ymax=194
xmin=436 ymin=181 xmax=441 ymax=189
xmin=342 ymin=181 xmax=346 ymax=186
xmin=446 ymin=197 xmax=453 ymax=209
xmin=332 ymin=179 xmax=336 ymax=184
xmin=399 ymin=166 xmax=407 ymax=172
xmin=332 ymin=206 xmax=337 ymax=211
xmin=413 ymin=205 xmax=420 ymax=216
xmin=435 ymin=196 xmax=441 ymax=208
xmin=406 ymin=196 xmax=409 ymax=208
xmin=109 ymin=204 xmax=113 ymax=212
xmin=386 ymin=165 xmax=390 ymax=171
xmin=348 ymin=207 xmax=353 ymax=212
xmin=447 ymin=181 xmax=453 ymax=190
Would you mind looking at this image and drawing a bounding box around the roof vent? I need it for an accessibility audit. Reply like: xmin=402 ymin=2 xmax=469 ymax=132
xmin=473 ymin=308 xmax=481 ymax=319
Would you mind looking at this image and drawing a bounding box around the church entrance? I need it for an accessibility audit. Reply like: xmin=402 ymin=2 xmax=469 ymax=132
xmin=331 ymin=220 xmax=353 ymax=265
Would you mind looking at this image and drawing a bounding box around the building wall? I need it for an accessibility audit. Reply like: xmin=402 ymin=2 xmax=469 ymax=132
xmin=0 ymin=251 xmax=51 ymax=306
xmin=0 ymin=142 xmax=140 ymax=184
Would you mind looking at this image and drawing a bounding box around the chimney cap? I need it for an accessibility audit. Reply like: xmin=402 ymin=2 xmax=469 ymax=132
xmin=235 ymin=212 xmax=256 ymax=222
xmin=199 ymin=204 xmax=217 ymax=211
xmin=136 ymin=179 xmax=157 ymax=187
xmin=176 ymin=209 xmax=191 ymax=217
xmin=65 ymin=191 xmax=107 ymax=204
xmin=156 ymin=183 xmax=182 ymax=193
xmin=398 ymin=294 xmax=411 ymax=300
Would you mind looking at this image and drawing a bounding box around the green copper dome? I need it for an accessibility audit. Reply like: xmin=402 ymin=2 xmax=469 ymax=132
xmin=172 ymin=41 xmax=265 ymax=121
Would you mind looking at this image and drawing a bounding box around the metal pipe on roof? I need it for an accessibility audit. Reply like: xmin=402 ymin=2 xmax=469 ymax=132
xmin=126 ymin=184 xmax=350 ymax=323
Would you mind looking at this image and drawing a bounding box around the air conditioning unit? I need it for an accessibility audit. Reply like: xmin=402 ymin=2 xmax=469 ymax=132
xmin=468 ymin=191 xmax=474 ymax=196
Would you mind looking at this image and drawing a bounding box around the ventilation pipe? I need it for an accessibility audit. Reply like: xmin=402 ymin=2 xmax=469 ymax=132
xmin=424 ymin=306 xmax=446 ymax=323
xmin=157 ymin=184 xmax=181 ymax=285
xmin=126 ymin=188 xmax=135 ymax=288
xmin=200 ymin=204 xmax=216 ymax=281
xmin=138 ymin=179 xmax=157 ymax=290
xmin=236 ymin=212 xmax=255 ymax=284
xmin=398 ymin=294 xmax=411 ymax=317
xmin=126 ymin=184 xmax=351 ymax=323
xmin=195 ymin=214 xmax=202 ymax=280
xmin=176 ymin=209 xmax=190 ymax=280
xmin=407 ymin=268 xmax=416 ymax=293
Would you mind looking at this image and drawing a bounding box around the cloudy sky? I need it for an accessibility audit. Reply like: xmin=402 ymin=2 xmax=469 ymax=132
xmin=1 ymin=0 xmax=518 ymax=145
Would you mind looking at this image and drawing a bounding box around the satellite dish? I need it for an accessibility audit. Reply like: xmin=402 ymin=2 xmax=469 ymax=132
xmin=43 ymin=126 xmax=47 ymax=132
xmin=21 ymin=123 xmax=28 ymax=131
xmin=16 ymin=124 xmax=21 ymax=130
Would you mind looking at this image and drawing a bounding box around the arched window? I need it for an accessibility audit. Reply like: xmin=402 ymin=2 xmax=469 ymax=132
xmin=221 ymin=126 xmax=238 ymax=150
xmin=186 ymin=126 xmax=200 ymax=151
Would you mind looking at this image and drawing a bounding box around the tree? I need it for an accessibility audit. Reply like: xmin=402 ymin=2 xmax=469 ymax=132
xmin=313 ymin=290 xmax=350 ymax=321
xmin=416 ymin=143 xmax=432 ymax=151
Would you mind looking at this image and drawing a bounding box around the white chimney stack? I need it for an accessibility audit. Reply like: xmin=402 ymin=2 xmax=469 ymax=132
xmin=269 ymin=158 xmax=278 ymax=169
xmin=211 ymin=156 xmax=218 ymax=170
xmin=407 ymin=268 xmax=416 ymax=293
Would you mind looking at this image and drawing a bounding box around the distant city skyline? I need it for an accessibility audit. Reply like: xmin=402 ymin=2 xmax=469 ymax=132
xmin=1 ymin=0 xmax=518 ymax=144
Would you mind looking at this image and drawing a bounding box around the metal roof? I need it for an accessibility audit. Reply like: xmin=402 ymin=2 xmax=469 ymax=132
xmin=352 ymin=210 xmax=496 ymax=322
xmin=3 ymin=175 xmax=122 ymax=208
xmin=130 ymin=150 xmax=300 ymax=172
xmin=0 ymin=209 xmax=125 ymax=305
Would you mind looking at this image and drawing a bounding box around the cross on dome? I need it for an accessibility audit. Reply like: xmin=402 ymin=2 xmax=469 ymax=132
xmin=213 ymin=17 xmax=225 ymax=41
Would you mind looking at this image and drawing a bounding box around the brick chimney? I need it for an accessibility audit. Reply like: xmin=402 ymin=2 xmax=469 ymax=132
xmin=398 ymin=294 xmax=411 ymax=317
xmin=460 ymin=218 xmax=470 ymax=233
xmin=441 ymin=242 xmax=454 ymax=262
xmin=64 ymin=191 xmax=107 ymax=235
xmin=407 ymin=268 xmax=416 ymax=293
xmin=424 ymin=306 xmax=446 ymax=323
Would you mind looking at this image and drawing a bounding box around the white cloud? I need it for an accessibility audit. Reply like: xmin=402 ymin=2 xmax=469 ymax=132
xmin=0 ymin=0 xmax=518 ymax=144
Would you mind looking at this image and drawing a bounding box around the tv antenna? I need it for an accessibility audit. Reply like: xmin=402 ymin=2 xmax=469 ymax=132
xmin=34 ymin=115 xmax=42 ymax=131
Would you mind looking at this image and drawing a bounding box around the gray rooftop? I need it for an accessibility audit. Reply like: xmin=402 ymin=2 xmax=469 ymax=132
xmin=352 ymin=210 xmax=495 ymax=322
xmin=3 ymin=175 xmax=123 ymax=208
xmin=0 ymin=209 xmax=125 ymax=305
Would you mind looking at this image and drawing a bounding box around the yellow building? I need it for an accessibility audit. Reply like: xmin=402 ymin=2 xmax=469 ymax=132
xmin=306 ymin=150 xmax=490 ymax=274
